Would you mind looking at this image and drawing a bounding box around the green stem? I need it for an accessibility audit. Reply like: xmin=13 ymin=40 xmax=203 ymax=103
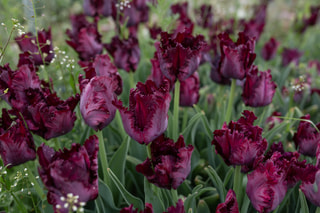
xmin=225 ymin=79 xmax=237 ymax=123
xmin=146 ymin=143 xmax=152 ymax=159
xmin=96 ymin=130 xmax=111 ymax=186
xmin=316 ymin=207 xmax=320 ymax=213
xmin=181 ymin=108 xmax=188 ymax=132
xmin=233 ymin=165 xmax=242 ymax=209
xmin=129 ymin=71 xmax=135 ymax=89
xmin=173 ymin=80 xmax=180 ymax=141
xmin=115 ymin=110 xmax=126 ymax=139
xmin=25 ymin=163 xmax=46 ymax=200
xmin=171 ymin=188 xmax=178 ymax=204
xmin=0 ymin=27 xmax=14 ymax=64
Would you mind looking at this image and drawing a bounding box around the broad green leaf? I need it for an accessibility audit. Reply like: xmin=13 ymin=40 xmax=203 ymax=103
xmin=184 ymin=186 xmax=217 ymax=212
xmin=299 ymin=190 xmax=309 ymax=213
xmin=196 ymin=200 xmax=211 ymax=213
xmin=144 ymin=178 xmax=165 ymax=213
xmin=205 ymin=166 xmax=227 ymax=202
xmin=97 ymin=179 xmax=120 ymax=212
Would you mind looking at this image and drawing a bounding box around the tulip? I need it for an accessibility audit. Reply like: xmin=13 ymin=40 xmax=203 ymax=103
xmin=136 ymin=135 xmax=193 ymax=189
xmin=37 ymin=135 xmax=99 ymax=213
xmin=300 ymin=170 xmax=320 ymax=207
xmin=212 ymin=110 xmax=267 ymax=173
xmin=120 ymin=203 xmax=153 ymax=213
xmin=164 ymin=199 xmax=185 ymax=213
xmin=114 ymin=80 xmax=171 ymax=144
xmin=281 ymin=48 xmax=303 ymax=67
xmin=194 ymin=4 xmax=214 ymax=29
xmin=179 ymin=72 xmax=200 ymax=107
xmin=261 ymin=38 xmax=279 ymax=61
xmin=15 ymin=28 xmax=54 ymax=66
xmin=242 ymin=66 xmax=277 ymax=107
xmin=0 ymin=109 xmax=36 ymax=167
xmin=83 ymin=0 xmax=113 ymax=17
xmin=216 ymin=190 xmax=239 ymax=213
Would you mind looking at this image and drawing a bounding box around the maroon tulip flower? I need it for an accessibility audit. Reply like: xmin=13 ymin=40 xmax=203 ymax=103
xmin=83 ymin=0 xmax=113 ymax=17
xmin=171 ymin=2 xmax=194 ymax=34
xmin=105 ymin=34 xmax=140 ymax=72
xmin=212 ymin=110 xmax=268 ymax=173
xmin=299 ymin=5 xmax=320 ymax=33
xmin=194 ymin=4 xmax=214 ymax=29
xmin=37 ymin=135 xmax=99 ymax=213
xmin=15 ymin=28 xmax=54 ymax=66
xmin=266 ymin=112 xmax=282 ymax=130
xmin=216 ymin=190 xmax=239 ymax=213
xmin=179 ymin=72 xmax=200 ymax=107
xmin=0 ymin=63 xmax=41 ymax=111
xmin=218 ymin=32 xmax=256 ymax=80
xmin=26 ymin=93 xmax=80 ymax=140
xmin=66 ymin=15 xmax=103 ymax=61
xmin=155 ymin=31 xmax=206 ymax=82
xmin=119 ymin=0 xmax=149 ymax=28
xmin=114 ymin=80 xmax=171 ymax=144
xmin=79 ymin=76 xmax=117 ymax=131
xmin=0 ymin=109 xmax=36 ymax=168
xmin=281 ymin=48 xmax=303 ymax=67
xmin=242 ymin=66 xmax=277 ymax=107
xmin=148 ymin=24 xmax=162 ymax=40
xmin=246 ymin=152 xmax=287 ymax=213
xmin=300 ymin=170 xmax=320 ymax=207
xmin=78 ymin=54 xmax=122 ymax=95
xmin=164 ymin=199 xmax=185 ymax=213
xmin=243 ymin=19 xmax=265 ymax=41
xmin=136 ymin=134 xmax=194 ymax=189
xmin=120 ymin=203 xmax=153 ymax=213
xmin=210 ymin=55 xmax=231 ymax=85
xmin=308 ymin=60 xmax=320 ymax=74
xmin=293 ymin=114 xmax=320 ymax=157
xmin=261 ymin=37 xmax=279 ymax=61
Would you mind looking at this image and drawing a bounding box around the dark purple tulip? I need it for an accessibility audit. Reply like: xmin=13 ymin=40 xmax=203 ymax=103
xmin=114 ymin=80 xmax=171 ymax=144
xmin=243 ymin=19 xmax=265 ymax=41
xmin=281 ymin=48 xmax=303 ymax=67
xmin=210 ymin=55 xmax=231 ymax=85
xmin=300 ymin=170 xmax=320 ymax=207
xmin=242 ymin=66 xmax=277 ymax=107
xmin=37 ymin=135 xmax=99 ymax=213
xmin=293 ymin=114 xmax=320 ymax=157
xmin=164 ymin=199 xmax=185 ymax=213
xmin=246 ymin=152 xmax=287 ymax=213
xmin=105 ymin=34 xmax=140 ymax=72
xmin=149 ymin=24 xmax=162 ymax=40
xmin=17 ymin=52 xmax=39 ymax=69
xmin=308 ymin=60 xmax=320 ymax=74
xmin=79 ymin=76 xmax=117 ymax=131
xmin=0 ymin=63 xmax=41 ymax=111
xmin=171 ymin=2 xmax=189 ymax=20
xmin=15 ymin=28 xmax=54 ymax=66
xmin=194 ymin=4 xmax=214 ymax=28
xmin=83 ymin=0 xmax=113 ymax=17
xmin=66 ymin=15 xmax=103 ymax=61
xmin=136 ymin=135 xmax=193 ymax=189
xmin=171 ymin=2 xmax=194 ymax=34
xmin=0 ymin=109 xmax=36 ymax=168
xmin=155 ymin=31 xmax=206 ymax=82
xmin=216 ymin=190 xmax=239 ymax=213
xmin=179 ymin=72 xmax=200 ymax=107
xmin=261 ymin=37 xmax=279 ymax=61
xmin=120 ymin=0 xmax=149 ymax=28
xmin=120 ymin=203 xmax=153 ymax=213
xmin=26 ymin=93 xmax=80 ymax=140
xmin=218 ymin=32 xmax=256 ymax=80
xmin=266 ymin=111 xmax=282 ymax=130
xmin=78 ymin=54 xmax=122 ymax=95
xmin=299 ymin=5 xmax=320 ymax=33
xmin=212 ymin=110 xmax=267 ymax=173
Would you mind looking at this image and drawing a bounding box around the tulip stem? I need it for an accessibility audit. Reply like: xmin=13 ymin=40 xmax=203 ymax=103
xmin=173 ymin=80 xmax=180 ymax=141
xmin=171 ymin=189 xmax=178 ymax=204
xmin=25 ymin=163 xmax=46 ymax=200
xmin=96 ymin=130 xmax=111 ymax=186
xmin=233 ymin=165 xmax=243 ymax=209
xmin=316 ymin=207 xmax=320 ymax=213
xmin=129 ymin=71 xmax=135 ymax=89
xmin=225 ymin=79 xmax=237 ymax=123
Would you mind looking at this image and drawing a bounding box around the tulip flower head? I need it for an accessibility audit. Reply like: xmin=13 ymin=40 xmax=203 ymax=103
xmin=216 ymin=190 xmax=239 ymax=213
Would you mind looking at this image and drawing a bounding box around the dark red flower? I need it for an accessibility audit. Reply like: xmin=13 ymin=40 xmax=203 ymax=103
xmin=155 ymin=31 xmax=206 ymax=82
xmin=217 ymin=32 xmax=256 ymax=80
xmin=136 ymin=135 xmax=193 ymax=189
xmin=0 ymin=63 xmax=41 ymax=111
xmin=171 ymin=2 xmax=194 ymax=34
xmin=0 ymin=109 xmax=36 ymax=168
xmin=119 ymin=0 xmax=149 ymax=28
xmin=242 ymin=4 xmax=267 ymax=41
xmin=120 ymin=203 xmax=153 ymax=213
xmin=15 ymin=28 xmax=54 ymax=66
xmin=246 ymin=152 xmax=287 ymax=213
xmin=83 ymin=0 xmax=113 ymax=17
xmin=299 ymin=5 xmax=320 ymax=33
xmin=281 ymin=48 xmax=303 ymax=67
xmin=216 ymin=190 xmax=239 ymax=213
xmin=79 ymin=76 xmax=117 ymax=131
xmin=149 ymin=24 xmax=162 ymax=40
xmin=37 ymin=135 xmax=99 ymax=213
xmin=300 ymin=170 xmax=320 ymax=207
xmin=105 ymin=34 xmax=140 ymax=72
xmin=113 ymin=80 xmax=171 ymax=144
xmin=293 ymin=114 xmax=320 ymax=157
xmin=164 ymin=199 xmax=185 ymax=213
xmin=210 ymin=55 xmax=231 ymax=85
xmin=78 ymin=54 xmax=122 ymax=95
xmin=266 ymin=112 xmax=282 ymax=130
xmin=261 ymin=37 xmax=279 ymax=61
xmin=66 ymin=15 xmax=103 ymax=61
xmin=194 ymin=4 xmax=214 ymax=28
xmin=308 ymin=60 xmax=320 ymax=74
xmin=179 ymin=72 xmax=200 ymax=107
xmin=25 ymin=93 xmax=80 ymax=140
xmin=212 ymin=110 xmax=267 ymax=173
xmin=242 ymin=66 xmax=277 ymax=107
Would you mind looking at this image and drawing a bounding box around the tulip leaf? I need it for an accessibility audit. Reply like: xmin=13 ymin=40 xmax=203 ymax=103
xmin=184 ymin=185 xmax=217 ymax=212
xmin=97 ymin=179 xmax=120 ymax=212
xmin=299 ymin=190 xmax=309 ymax=213
xmin=144 ymin=178 xmax=165 ymax=213
xmin=205 ymin=166 xmax=227 ymax=202
xmin=181 ymin=112 xmax=202 ymax=139
xmin=240 ymin=194 xmax=250 ymax=213
xmin=110 ymin=136 xmax=130 ymax=184
xmin=196 ymin=200 xmax=211 ymax=213
xmin=108 ymin=168 xmax=144 ymax=210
